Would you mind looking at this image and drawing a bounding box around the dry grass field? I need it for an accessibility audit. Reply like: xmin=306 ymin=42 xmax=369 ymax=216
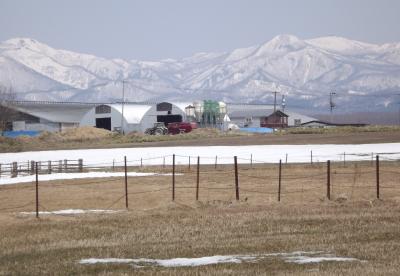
xmin=0 ymin=161 xmax=400 ymax=275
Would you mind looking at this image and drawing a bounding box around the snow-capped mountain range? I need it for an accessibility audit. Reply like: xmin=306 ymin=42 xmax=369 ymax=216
xmin=1 ymin=35 xmax=400 ymax=111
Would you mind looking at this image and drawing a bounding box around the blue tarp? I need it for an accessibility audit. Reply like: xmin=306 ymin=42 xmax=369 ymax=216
xmin=2 ymin=130 xmax=41 ymax=138
xmin=239 ymin=127 xmax=274 ymax=133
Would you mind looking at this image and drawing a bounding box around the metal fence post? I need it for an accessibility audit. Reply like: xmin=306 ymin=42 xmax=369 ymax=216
xmin=278 ymin=159 xmax=282 ymax=202
xmin=376 ymin=155 xmax=380 ymax=199
xmin=124 ymin=156 xmax=128 ymax=209
xmin=196 ymin=156 xmax=200 ymax=200
xmin=215 ymin=155 xmax=218 ymax=170
xmin=35 ymin=162 xmax=39 ymax=218
xmin=172 ymin=154 xmax=175 ymax=201
xmin=234 ymin=156 xmax=239 ymax=200
xmin=64 ymin=159 xmax=67 ymax=172
xmin=327 ymin=160 xmax=331 ymax=200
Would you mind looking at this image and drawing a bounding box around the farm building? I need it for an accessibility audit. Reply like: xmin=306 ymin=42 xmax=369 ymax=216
xmin=301 ymin=120 xmax=367 ymax=128
xmin=227 ymin=104 xmax=317 ymax=128
xmin=0 ymin=101 xmax=94 ymax=132
xmin=79 ymin=102 xmax=188 ymax=133
xmin=260 ymin=110 xmax=289 ymax=128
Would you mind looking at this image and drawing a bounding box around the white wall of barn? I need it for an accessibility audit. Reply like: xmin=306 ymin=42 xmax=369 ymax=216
xmin=138 ymin=105 xmax=186 ymax=132
xmin=80 ymin=104 xmax=186 ymax=133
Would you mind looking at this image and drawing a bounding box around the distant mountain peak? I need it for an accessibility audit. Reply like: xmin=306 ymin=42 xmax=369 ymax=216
xmin=0 ymin=35 xmax=399 ymax=111
xmin=257 ymin=34 xmax=306 ymax=54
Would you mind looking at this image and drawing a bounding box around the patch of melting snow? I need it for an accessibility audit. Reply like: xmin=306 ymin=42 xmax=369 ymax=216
xmin=0 ymin=171 xmax=178 ymax=186
xmin=79 ymin=252 xmax=363 ymax=268
xmin=284 ymin=255 xmax=360 ymax=264
xmin=20 ymin=209 xmax=120 ymax=215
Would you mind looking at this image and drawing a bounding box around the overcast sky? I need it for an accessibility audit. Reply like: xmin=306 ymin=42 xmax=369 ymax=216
xmin=1 ymin=0 xmax=399 ymax=60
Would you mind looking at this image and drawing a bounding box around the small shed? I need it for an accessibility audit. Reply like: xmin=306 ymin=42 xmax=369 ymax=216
xmin=260 ymin=110 xmax=289 ymax=128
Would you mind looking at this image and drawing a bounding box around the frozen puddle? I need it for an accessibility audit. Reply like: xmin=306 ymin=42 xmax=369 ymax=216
xmin=79 ymin=251 xmax=362 ymax=268
xmin=0 ymin=171 xmax=176 ymax=185
xmin=20 ymin=209 xmax=121 ymax=215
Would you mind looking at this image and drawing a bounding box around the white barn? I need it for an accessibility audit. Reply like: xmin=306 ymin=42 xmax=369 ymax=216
xmin=79 ymin=102 xmax=188 ymax=133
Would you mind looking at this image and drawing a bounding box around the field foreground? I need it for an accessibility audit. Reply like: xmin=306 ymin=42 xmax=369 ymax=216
xmin=1 ymin=162 xmax=400 ymax=275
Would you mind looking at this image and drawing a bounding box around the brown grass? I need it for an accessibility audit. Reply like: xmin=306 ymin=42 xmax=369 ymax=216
xmin=1 ymin=126 xmax=400 ymax=153
xmin=0 ymin=161 xmax=400 ymax=275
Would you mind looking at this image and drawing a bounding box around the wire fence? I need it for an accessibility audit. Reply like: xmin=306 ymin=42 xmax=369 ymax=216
xmin=0 ymin=153 xmax=399 ymax=217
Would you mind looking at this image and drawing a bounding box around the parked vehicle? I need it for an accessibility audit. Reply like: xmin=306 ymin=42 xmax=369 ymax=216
xmin=167 ymin=122 xmax=193 ymax=135
xmin=144 ymin=122 xmax=168 ymax=135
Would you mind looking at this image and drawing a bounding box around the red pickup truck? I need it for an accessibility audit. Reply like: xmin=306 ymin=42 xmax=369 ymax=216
xmin=167 ymin=122 xmax=195 ymax=135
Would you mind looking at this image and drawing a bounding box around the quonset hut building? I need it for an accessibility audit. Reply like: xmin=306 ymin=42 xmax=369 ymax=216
xmin=79 ymin=102 xmax=188 ymax=133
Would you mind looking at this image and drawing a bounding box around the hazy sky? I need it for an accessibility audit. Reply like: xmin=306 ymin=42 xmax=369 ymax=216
xmin=1 ymin=0 xmax=399 ymax=60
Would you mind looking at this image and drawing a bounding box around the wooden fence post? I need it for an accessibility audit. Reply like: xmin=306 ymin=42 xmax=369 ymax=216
xmin=124 ymin=156 xmax=128 ymax=209
xmin=12 ymin=162 xmax=17 ymax=178
xmin=250 ymin=154 xmax=253 ymax=168
xmin=234 ymin=156 xmax=239 ymax=200
xmin=278 ymin=159 xmax=282 ymax=202
xmin=112 ymin=159 xmax=115 ymax=171
xmin=311 ymin=151 xmax=313 ymax=165
xmin=215 ymin=155 xmax=218 ymax=170
xmin=35 ymin=162 xmax=39 ymax=218
xmin=31 ymin=161 xmax=35 ymax=175
xmin=343 ymin=152 xmax=346 ymax=167
xmin=163 ymin=156 xmax=165 ymax=169
xmin=48 ymin=161 xmax=51 ymax=174
xmin=327 ymin=160 xmax=331 ymax=200
xmin=58 ymin=160 xmax=62 ymax=173
xmin=188 ymin=156 xmax=191 ymax=170
xmin=196 ymin=156 xmax=200 ymax=200
xmin=172 ymin=154 xmax=175 ymax=201
xmin=140 ymin=158 xmax=143 ymax=168
xmin=285 ymin=153 xmax=288 ymax=164
xmin=376 ymin=155 xmax=380 ymax=199
xmin=78 ymin=159 xmax=83 ymax=173
xmin=64 ymin=159 xmax=67 ymax=172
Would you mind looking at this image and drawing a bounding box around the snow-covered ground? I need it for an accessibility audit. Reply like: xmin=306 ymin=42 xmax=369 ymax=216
xmin=0 ymin=143 xmax=399 ymax=167
xmin=0 ymin=171 xmax=173 ymax=185
xmin=79 ymin=251 xmax=362 ymax=268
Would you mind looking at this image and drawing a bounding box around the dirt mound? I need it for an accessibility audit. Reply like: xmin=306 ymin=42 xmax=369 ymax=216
xmin=38 ymin=127 xmax=112 ymax=142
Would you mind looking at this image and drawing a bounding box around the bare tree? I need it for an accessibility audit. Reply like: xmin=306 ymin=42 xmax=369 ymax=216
xmin=0 ymin=85 xmax=17 ymax=131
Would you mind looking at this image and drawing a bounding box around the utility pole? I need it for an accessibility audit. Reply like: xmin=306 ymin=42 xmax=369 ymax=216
xmin=272 ymin=91 xmax=279 ymax=112
xmin=329 ymin=91 xmax=336 ymax=123
xmin=120 ymin=80 xmax=126 ymax=135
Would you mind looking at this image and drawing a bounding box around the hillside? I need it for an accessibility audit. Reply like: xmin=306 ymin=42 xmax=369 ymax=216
xmin=1 ymin=35 xmax=400 ymax=111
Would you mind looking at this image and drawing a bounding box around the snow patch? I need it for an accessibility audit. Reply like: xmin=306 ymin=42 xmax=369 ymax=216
xmin=1 ymin=143 xmax=399 ymax=167
xmin=20 ymin=209 xmax=120 ymax=215
xmin=79 ymin=251 xmax=362 ymax=268
xmin=0 ymin=171 xmax=174 ymax=186
xmin=284 ymin=255 xmax=360 ymax=264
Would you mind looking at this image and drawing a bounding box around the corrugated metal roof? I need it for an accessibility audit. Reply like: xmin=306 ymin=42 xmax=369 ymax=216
xmin=9 ymin=103 xmax=92 ymax=123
